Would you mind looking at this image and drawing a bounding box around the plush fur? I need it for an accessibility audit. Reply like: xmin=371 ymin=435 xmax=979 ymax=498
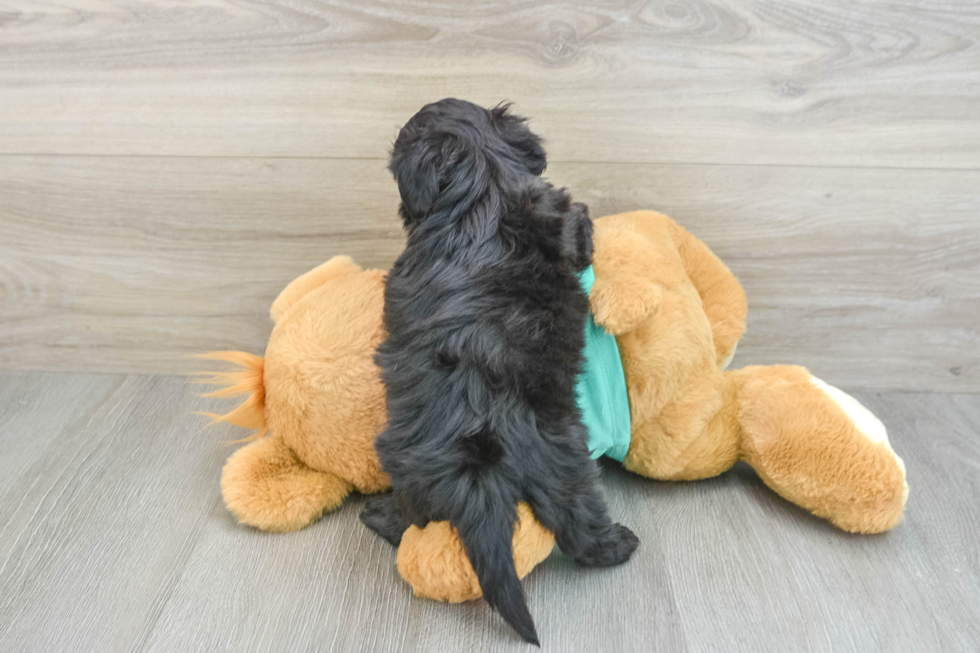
xmin=590 ymin=212 xmax=907 ymax=529
xmin=204 ymin=256 xmax=391 ymax=532
xmin=397 ymin=502 xmax=555 ymax=603
xmin=201 ymin=211 xmax=907 ymax=609
xmin=360 ymin=99 xmax=638 ymax=645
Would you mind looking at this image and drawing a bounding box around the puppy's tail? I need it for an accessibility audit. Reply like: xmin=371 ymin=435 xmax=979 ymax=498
xmin=455 ymin=497 xmax=539 ymax=645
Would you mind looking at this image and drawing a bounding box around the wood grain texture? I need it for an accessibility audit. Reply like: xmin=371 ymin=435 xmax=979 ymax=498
xmin=1 ymin=372 xmax=979 ymax=652
xmin=0 ymin=372 xmax=122 ymax=503
xmin=2 ymin=155 xmax=977 ymax=390
xmin=1 ymin=0 xmax=978 ymax=167
xmin=0 ymin=373 xmax=231 ymax=652
xmin=669 ymin=388 xmax=980 ymax=652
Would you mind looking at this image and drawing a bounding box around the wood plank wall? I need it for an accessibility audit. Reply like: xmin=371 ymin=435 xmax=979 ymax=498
xmin=1 ymin=0 xmax=978 ymax=390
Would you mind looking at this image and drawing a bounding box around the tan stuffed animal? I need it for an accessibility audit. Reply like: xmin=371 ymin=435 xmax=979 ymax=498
xmin=201 ymin=211 xmax=908 ymax=603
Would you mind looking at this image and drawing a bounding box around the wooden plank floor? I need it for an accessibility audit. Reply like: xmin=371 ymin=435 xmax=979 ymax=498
xmin=0 ymin=371 xmax=977 ymax=652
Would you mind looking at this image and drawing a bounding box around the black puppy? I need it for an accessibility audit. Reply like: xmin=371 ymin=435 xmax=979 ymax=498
xmin=360 ymin=99 xmax=639 ymax=645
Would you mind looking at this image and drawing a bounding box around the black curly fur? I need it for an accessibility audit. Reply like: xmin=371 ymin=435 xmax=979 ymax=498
xmin=360 ymin=99 xmax=639 ymax=645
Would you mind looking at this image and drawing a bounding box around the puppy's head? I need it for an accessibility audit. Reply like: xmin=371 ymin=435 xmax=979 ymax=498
xmin=390 ymin=99 xmax=546 ymax=227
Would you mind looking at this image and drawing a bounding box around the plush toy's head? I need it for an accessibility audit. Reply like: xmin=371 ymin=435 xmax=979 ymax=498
xmin=389 ymin=99 xmax=546 ymax=226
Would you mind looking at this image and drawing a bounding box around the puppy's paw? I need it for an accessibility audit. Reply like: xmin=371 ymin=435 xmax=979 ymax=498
xmin=561 ymin=202 xmax=593 ymax=271
xmin=359 ymin=494 xmax=407 ymax=547
xmin=575 ymin=523 xmax=639 ymax=567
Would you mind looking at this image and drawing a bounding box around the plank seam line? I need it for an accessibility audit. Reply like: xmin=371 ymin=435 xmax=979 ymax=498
xmin=1 ymin=152 xmax=979 ymax=173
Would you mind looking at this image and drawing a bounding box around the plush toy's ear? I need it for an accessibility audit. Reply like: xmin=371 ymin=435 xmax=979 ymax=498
xmin=489 ymin=103 xmax=547 ymax=176
xmin=270 ymin=256 xmax=361 ymax=323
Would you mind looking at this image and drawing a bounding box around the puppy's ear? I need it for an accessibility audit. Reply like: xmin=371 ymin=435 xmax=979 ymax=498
xmin=490 ymin=103 xmax=547 ymax=176
xmin=390 ymin=127 xmax=482 ymax=225
xmin=389 ymin=133 xmax=440 ymax=223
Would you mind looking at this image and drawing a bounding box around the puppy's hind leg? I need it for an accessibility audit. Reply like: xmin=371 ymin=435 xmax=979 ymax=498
xmin=526 ymin=428 xmax=639 ymax=567
xmin=360 ymin=493 xmax=411 ymax=546
xmin=572 ymin=520 xmax=639 ymax=567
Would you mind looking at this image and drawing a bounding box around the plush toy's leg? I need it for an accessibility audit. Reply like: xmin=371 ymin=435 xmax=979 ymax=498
xmin=221 ymin=435 xmax=352 ymax=532
xmin=731 ymin=365 xmax=908 ymax=534
xmin=396 ymin=503 xmax=556 ymax=603
xmin=666 ymin=218 xmax=747 ymax=368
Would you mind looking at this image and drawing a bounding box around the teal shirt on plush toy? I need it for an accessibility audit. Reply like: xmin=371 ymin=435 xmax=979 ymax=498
xmin=576 ymin=266 xmax=632 ymax=462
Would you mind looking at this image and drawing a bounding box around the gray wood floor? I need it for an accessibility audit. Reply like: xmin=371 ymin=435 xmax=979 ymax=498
xmin=0 ymin=371 xmax=977 ymax=652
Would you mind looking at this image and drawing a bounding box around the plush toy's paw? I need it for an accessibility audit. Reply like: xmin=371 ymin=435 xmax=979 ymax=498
xmin=734 ymin=365 xmax=908 ymax=535
xmin=359 ymin=493 xmax=409 ymax=547
xmin=574 ymin=523 xmax=640 ymax=567
xmin=590 ymin=278 xmax=663 ymax=336
xmin=808 ymin=375 xmax=908 ymax=533
xmin=221 ymin=435 xmax=352 ymax=532
xmin=396 ymin=502 xmax=556 ymax=603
